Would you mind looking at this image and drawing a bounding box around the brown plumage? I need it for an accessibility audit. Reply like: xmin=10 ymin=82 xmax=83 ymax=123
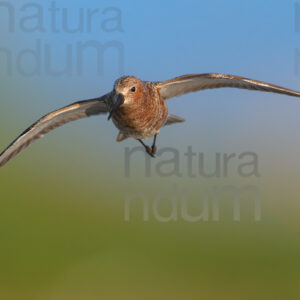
xmin=1 ymin=72 xmax=300 ymax=167
xmin=111 ymin=77 xmax=168 ymax=140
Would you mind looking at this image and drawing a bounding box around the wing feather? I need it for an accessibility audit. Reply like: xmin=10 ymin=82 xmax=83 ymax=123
xmin=158 ymin=73 xmax=300 ymax=100
xmin=0 ymin=94 xmax=109 ymax=167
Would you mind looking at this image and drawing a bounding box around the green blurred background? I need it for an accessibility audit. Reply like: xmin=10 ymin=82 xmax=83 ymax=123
xmin=1 ymin=0 xmax=300 ymax=299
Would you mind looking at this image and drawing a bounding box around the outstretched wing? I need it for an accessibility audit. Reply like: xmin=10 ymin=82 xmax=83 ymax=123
xmin=0 ymin=94 xmax=110 ymax=168
xmin=158 ymin=73 xmax=300 ymax=100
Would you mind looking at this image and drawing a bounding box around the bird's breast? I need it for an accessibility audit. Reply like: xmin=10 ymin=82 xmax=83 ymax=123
xmin=112 ymin=86 xmax=168 ymax=139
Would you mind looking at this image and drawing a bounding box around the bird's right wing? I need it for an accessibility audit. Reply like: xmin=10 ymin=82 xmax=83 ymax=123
xmin=0 ymin=94 xmax=110 ymax=168
xmin=158 ymin=73 xmax=300 ymax=100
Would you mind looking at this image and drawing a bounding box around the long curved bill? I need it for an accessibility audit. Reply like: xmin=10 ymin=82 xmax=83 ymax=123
xmin=108 ymin=93 xmax=124 ymax=120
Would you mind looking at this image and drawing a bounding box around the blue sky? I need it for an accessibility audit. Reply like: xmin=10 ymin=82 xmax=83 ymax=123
xmin=1 ymin=0 xmax=300 ymax=166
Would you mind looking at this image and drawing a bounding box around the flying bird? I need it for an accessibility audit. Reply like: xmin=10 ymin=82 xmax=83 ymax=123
xmin=1 ymin=73 xmax=300 ymax=168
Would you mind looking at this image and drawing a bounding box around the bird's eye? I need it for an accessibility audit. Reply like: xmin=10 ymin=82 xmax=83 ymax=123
xmin=131 ymin=86 xmax=136 ymax=92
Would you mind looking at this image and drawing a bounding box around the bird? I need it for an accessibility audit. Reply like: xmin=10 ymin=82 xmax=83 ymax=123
xmin=1 ymin=72 xmax=300 ymax=168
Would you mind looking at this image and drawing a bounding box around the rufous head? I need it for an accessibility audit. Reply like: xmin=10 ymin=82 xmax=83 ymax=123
xmin=108 ymin=76 xmax=144 ymax=120
xmin=114 ymin=76 xmax=143 ymax=103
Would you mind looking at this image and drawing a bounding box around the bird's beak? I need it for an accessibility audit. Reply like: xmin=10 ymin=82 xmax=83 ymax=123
xmin=108 ymin=93 xmax=124 ymax=120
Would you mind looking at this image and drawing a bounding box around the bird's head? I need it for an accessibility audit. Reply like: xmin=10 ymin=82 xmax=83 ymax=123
xmin=108 ymin=76 xmax=143 ymax=120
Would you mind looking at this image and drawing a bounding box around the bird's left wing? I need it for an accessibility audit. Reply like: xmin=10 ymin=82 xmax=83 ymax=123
xmin=158 ymin=73 xmax=300 ymax=100
xmin=0 ymin=94 xmax=110 ymax=168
